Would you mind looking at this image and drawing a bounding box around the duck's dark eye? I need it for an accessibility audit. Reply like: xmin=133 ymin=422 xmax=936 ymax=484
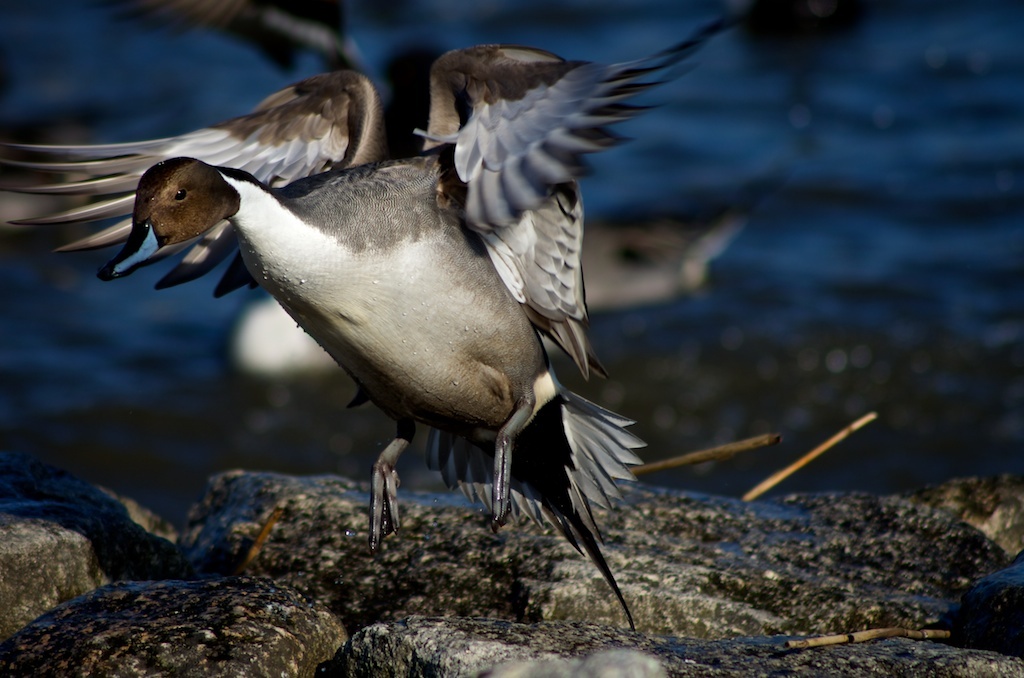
xmin=175 ymin=189 xmax=187 ymax=201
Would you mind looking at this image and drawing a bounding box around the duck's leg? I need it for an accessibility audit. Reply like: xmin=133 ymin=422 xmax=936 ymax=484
xmin=491 ymin=394 xmax=536 ymax=531
xmin=369 ymin=418 xmax=415 ymax=553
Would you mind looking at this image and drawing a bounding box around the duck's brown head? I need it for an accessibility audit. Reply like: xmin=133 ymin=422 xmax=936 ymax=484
xmin=99 ymin=157 xmax=241 ymax=280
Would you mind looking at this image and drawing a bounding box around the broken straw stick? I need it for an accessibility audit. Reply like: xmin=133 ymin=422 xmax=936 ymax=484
xmin=632 ymin=432 xmax=783 ymax=476
xmin=742 ymin=411 xmax=878 ymax=501
xmin=234 ymin=504 xmax=285 ymax=575
xmin=785 ymin=627 xmax=951 ymax=649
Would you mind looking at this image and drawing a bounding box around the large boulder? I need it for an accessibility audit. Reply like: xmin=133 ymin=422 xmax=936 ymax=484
xmin=179 ymin=469 xmax=1007 ymax=637
xmin=0 ymin=577 xmax=346 ymax=676
xmin=323 ymin=616 xmax=1024 ymax=677
xmin=955 ymin=551 xmax=1024 ymax=658
xmin=4 ymin=453 xmax=1023 ymax=676
xmin=909 ymin=475 xmax=1024 ymax=558
xmin=0 ymin=452 xmax=192 ymax=640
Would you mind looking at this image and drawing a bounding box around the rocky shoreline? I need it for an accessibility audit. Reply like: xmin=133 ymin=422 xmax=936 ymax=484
xmin=2 ymin=451 xmax=1023 ymax=676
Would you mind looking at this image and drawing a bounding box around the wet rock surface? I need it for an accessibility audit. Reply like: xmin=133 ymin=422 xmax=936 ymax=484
xmin=324 ymin=616 xmax=1024 ymax=677
xmin=909 ymin=475 xmax=1024 ymax=558
xmin=2 ymin=453 xmax=1024 ymax=676
xmin=180 ymin=470 xmax=1007 ymax=637
xmin=955 ymin=552 xmax=1024 ymax=659
xmin=0 ymin=577 xmax=346 ymax=676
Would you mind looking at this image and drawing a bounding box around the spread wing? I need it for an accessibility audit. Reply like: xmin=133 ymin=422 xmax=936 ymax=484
xmin=423 ymin=19 xmax=725 ymax=377
xmin=1 ymin=70 xmax=387 ymax=295
xmin=476 ymin=182 xmax=607 ymax=377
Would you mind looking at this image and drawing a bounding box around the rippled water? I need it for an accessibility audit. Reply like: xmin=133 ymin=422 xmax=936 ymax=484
xmin=1 ymin=0 xmax=1022 ymax=523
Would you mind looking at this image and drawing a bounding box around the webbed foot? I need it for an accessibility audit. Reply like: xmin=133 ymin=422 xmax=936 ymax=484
xmin=368 ymin=418 xmax=415 ymax=553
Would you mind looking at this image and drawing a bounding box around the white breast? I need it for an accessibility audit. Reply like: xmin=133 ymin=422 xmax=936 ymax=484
xmin=220 ymin=171 xmax=546 ymax=429
xmin=221 ymin=174 xmax=487 ymax=384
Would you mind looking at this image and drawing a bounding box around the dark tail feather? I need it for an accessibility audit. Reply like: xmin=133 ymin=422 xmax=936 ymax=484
xmin=427 ymin=390 xmax=643 ymax=630
xmin=514 ymin=397 xmax=638 ymax=630
xmin=543 ymin=499 xmax=635 ymax=631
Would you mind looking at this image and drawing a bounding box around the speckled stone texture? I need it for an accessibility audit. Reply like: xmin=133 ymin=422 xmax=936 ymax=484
xmin=909 ymin=475 xmax=1024 ymax=558
xmin=323 ymin=616 xmax=1024 ymax=677
xmin=955 ymin=552 xmax=1024 ymax=658
xmin=180 ymin=470 xmax=1007 ymax=637
xmin=4 ymin=453 xmax=1024 ymax=676
xmin=0 ymin=577 xmax=346 ymax=676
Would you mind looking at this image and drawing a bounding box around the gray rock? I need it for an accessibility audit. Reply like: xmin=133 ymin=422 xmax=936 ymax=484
xmin=0 ymin=452 xmax=192 ymax=640
xmin=908 ymin=475 xmax=1024 ymax=558
xmin=182 ymin=472 xmax=525 ymax=631
xmin=180 ymin=470 xmax=1006 ymax=638
xmin=5 ymin=453 xmax=1014 ymax=674
xmin=955 ymin=552 xmax=1024 ymax=658
xmin=474 ymin=648 xmax=666 ymax=678
xmin=0 ymin=577 xmax=347 ymax=676
xmin=323 ymin=616 xmax=1024 ymax=677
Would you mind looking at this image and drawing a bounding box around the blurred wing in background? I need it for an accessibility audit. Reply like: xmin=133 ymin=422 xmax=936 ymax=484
xmin=107 ymin=0 xmax=361 ymax=71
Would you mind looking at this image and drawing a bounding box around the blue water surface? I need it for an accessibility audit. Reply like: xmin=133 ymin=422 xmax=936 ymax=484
xmin=0 ymin=0 xmax=1021 ymax=523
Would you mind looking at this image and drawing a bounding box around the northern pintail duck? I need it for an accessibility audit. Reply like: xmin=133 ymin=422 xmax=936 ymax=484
xmin=1 ymin=19 xmax=725 ymax=629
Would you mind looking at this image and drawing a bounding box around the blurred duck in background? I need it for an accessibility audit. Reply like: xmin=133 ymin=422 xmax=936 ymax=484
xmin=108 ymin=0 xmax=363 ymax=71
